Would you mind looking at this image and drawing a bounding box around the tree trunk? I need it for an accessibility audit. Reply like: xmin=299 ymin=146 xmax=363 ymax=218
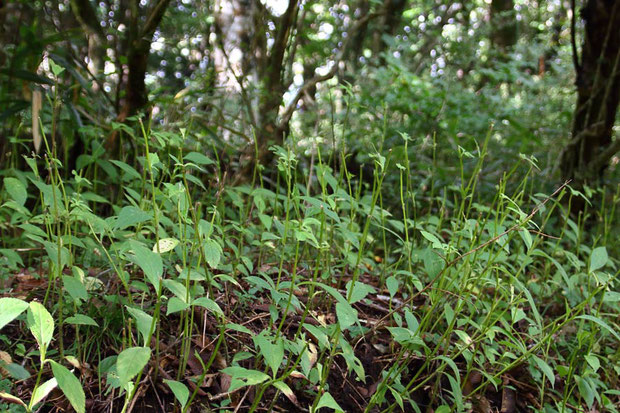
xmin=106 ymin=0 xmax=171 ymax=153
xmin=560 ymin=0 xmax=620 ymax=189
xmin=372 ymin=0 xmax=407 ymax=58
xmin=70 ymin=0 xmax=105 ymax=77
xmin=490 ymin=0 xmax=517 ymax=53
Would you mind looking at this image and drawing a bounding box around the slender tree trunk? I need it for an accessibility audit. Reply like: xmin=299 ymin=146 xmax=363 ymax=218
xmin=560 ymin=0 xmax=620 ymax=190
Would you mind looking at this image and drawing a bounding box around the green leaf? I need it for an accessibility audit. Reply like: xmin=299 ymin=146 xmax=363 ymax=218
xmin=314 ymin=392 xmax=344 ymax=412
xmin=253 ymin=334 xmax=284 ymax=377
xmin=303 ymin=324 xmax=330 ymax=349
xmin=65 ymin=314 xmax=98 ymax=327
xmin=576 ymin=375 xmax=595 ymax=408
xmin=345 ymin=281 xmax=375 ymax=304
xmin=162 ymin=279 xmax=188 ymax=302
xmin=129 ymin=241 xmax=163 ymax=289
xmin=3 ymin=177 xmax=27 ymax=206
xmin=125 ymin=306 xmax=153 ymax=346
xmin=0 ymin=68 xmax=53 ymax=85
xmin=42 ymin=241 xmax=71 ymax=271
xmin=589 ymin=247 xmax=608 ymax=273
xmin=272 ymin=380 xmax=296 ymax=403
xmin=603 ymin=291 xmax=620 ymax=302
xmin=420 ymin=230 xmax=443 ymax=249
xmin=389 ymin=386 xmax=404 ymax=411
xmin=30 ymin=377 xmax=58 ymax=407
xmin=185 ymin=151 xmax=215 ymax=165
xmin=166 ymin=297 xmax=190 ymax=315
xmin=114 ymin=206 xmax=152 ymax=230
xmin=446 ymin=374 xmax=463 ymax=411
xmin=221 ymin=366 xmax=269 ymax=392
xmin=225 ymin=323 xmax=254 ymax=335
xmin=202 ymin=239 xmax=222 ymax=268
xmin=0 ymin=392 xmax=26 ymax=407
xmin=339 ymin=337 xmax=365 ymax=380
xmin=577 ymin=314 xmax=620 ymax=341
xmin=386 ymin=276 xmax=399 ymax=297
xmin=0 ymin=248 xmax=24 ymax=269
xmin=422 ymin=247 xmax=445 ymax=277
xmin=109 ymin=160 xmax=142 ymax=181
xmin=531 ymin=355 xmax=555 ymax=388
xmin=49 ymin=58 xmax=65 ymax=76
xmin=49 ymin=360 xmax=85 ymax=413
xmin=444 ymin=303 xmax=455 ymax=325
xmin=116 ymin=347 xmax=151 ymax=388
xmin=335 ymin=301 xmax=358 ymax=330
xmin=26 ymin=302 xmax=54 ymax=359
xmin=193 ymin=297 xmax=224 ymax=316
xmin=519 ymin=228 xmax=532 ymax=250
xmin=62 ymin=275 xmax=89 ymax=303
xmin=387 ymin=327 xmax=420 ymax=345
xmin=164 ymin=380 xmax=189 ymax=409
xmin=1 ymin=362 xmax=30 ymax=380
xmin=0 ymin=297 xmax=28 ymax=330
xmin=584 ymin=354 xmax=600 ymax=372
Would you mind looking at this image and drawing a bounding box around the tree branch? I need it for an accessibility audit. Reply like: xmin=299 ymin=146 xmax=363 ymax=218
xmin=268 ymin=0 xmax=300 ymax=84
xmin=278 ymin=10 xmax=382 ymax=129
xmin=588 ymin=133 xmax=620 ymax=175
xmin=141 ymin=0 xmax=172 ymax=38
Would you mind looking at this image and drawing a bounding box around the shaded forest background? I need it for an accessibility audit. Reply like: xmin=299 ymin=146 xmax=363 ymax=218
xmin=1 ymin=0 xmax=618 ymax=189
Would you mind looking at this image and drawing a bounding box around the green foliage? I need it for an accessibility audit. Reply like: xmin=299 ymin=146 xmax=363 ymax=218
xmin=0 ymin=1 xmax=618 ymax=412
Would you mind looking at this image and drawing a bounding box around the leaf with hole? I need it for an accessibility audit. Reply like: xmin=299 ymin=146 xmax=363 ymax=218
xmin=153 ymin=238 xmax=179 ymax=254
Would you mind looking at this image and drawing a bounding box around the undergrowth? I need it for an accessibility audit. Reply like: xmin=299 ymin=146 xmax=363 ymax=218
xmin=0 ymin=121 xmax=619 ymax=413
